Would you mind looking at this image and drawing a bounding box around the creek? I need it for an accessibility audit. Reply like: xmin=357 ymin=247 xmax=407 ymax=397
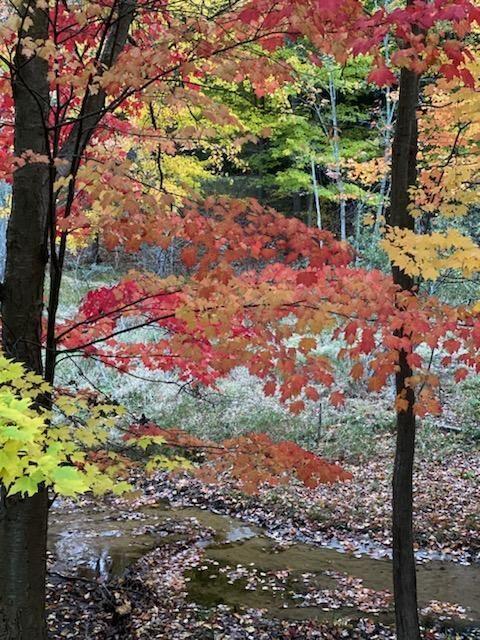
xmin=48 ymin=502 xmax=480 ymax=631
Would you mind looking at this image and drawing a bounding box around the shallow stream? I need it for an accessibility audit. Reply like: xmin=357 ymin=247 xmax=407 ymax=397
xmin=48 ymin=503 xmax=480 ymax=631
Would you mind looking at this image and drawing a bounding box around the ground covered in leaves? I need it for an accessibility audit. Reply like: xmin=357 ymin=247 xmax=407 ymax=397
xmin=146 ymin=451 xmax=480 ymax=564
xmin=46 ymin=537 xmax=479 ymax=640
xmin=47 ymin=451 xmax=479 ymax=639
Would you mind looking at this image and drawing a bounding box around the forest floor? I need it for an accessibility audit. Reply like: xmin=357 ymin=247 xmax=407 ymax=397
xmin=46 ymin=447 xmax=479 ymax=639
xmin=151 ymin=451 xmax=480 ymax=564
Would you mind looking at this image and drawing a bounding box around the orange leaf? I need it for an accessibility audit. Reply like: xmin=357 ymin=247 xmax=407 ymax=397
xmin=330 ymin=391 xmax=345 ymax=407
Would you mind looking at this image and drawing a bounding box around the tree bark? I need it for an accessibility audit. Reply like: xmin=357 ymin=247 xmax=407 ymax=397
xmin=0 ymin=2 xmax=50 ymax=637
xmin=57 ymin=0 xmax=137 ymax=174
xmin=387 ymin=59 xmax=422 ymax=640
xmin=0 ymin=491 xmax=49 ymax=640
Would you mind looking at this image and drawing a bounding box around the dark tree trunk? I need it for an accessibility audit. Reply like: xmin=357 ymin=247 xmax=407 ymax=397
xmin=388 ymin=55 xmax=422 ymax=640
xmin=58 ymin=0 xmax=137 ymax=173
xmin=0 ymin=2 xmax=50 ymax=638
xmin=0 ymin=491 xmax=49 ymax=640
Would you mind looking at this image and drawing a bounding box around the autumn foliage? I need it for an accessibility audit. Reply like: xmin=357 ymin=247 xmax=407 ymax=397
xmin=55 ymin=196 xmax=480 ymax=419
xmin=0 ymin=0 xmax=480 ymax=494
xmin=200 ymin=433 xmax=352 ymax=493
xmin=124 ymin=422 xmax=351 ymax=494
xmin=3 ymin=2 xmax=480 ymax=639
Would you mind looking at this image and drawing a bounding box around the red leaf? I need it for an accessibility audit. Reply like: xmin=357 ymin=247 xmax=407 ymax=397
xmin=181 ymin=246 xmax=197 ymax=267
xmin=350 ymin=362 xmax=364 ymax=380
xmin=296 ymin=271 xmax=317 ymax=286
xmin=444 ymin=338 xmax=461 ymax=354
xmin=438 ymin=63 xmax=459 ymax=81
xmin=368 ymin=65 xmax=397 ymax=87
xmin=289 ymin=400 xmax=305 ymax=414
xmin=305 ymin=386 xmax=320 ymax=401
xmin=263 ymin=381 xmax=276 ymax=396
xmin=330 ymin=391 xmax=345 ymax=407
xmin=238 ymin=6 xmax=261 ymax=24
xmin=460 ymin=67 xmax=475 ymax=88
xmin=406 ymin=352 xmax=422 ymax=368
xmin=454 ymin=368 xmax=468 ymax=382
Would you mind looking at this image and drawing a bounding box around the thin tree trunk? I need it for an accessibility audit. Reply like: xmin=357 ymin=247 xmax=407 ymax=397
xmin=311 ymin=158 xmax=322 ymax=229
xmin=388 ymin=55 xmax=421 ymax=640
xmin=354 ymin=201 xmax=363 ymax=264
xmin=0 ymin=2 xmax=50 ymax=638
xmin=375 ymin=31 xmax=396 ymax=236
xmin=57 ymin=0 xmax=137 ymax=173
xmin=328 ymin=68 xmax=347 ymax=241
xmin=45 ymin=0 xmax=136 ymax=385
xmin=307 ymin=192 xmax=313 ymax=227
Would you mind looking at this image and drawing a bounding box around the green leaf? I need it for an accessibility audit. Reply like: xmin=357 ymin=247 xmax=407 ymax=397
xmin=8 ymin=476 xmax=39 ymax=497
xmin=112 ymin=481 xmax=132 ymax=495
xmin=51 ymin=466 xmax=89 ymax=497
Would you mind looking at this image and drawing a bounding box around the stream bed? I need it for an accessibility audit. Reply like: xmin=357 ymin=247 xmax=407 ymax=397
xmin=48 ymin=502 xmax=480 ymax=632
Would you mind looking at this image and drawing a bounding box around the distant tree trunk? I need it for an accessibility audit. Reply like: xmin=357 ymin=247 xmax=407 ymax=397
xmin=90 ymin=233 xmax=102 ymax=265
xmin=0 ymin=216 xmax=7 ymax=282
xmin=316 ymin=401 xmax=323 ymax=446
xmin=387 ymin=56 xmax=422 ymax=640
xmin=375 ymin=28 xmax=396 ymax=236
xmin=311 ymin=158 xmax=322 ymax=229
xmin=292 ymin=192 xmax=301 ymax=217
xmin=328 ymin=67 xmax=347 ymax=241
xmin=0 ymin=2 xmax=50 ymax=638
xmin=307 ymin=192 xmax=313 ymax=227
xmin=354 ymin=202 xmax=363 ymax=265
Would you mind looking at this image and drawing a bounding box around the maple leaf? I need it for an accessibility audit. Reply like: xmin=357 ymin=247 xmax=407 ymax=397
xmin=454 ymin=368 xmax=469 ymax=382
xmin=368 ymin=65 xmax=397 ymax=87
xmin=444 ymin=339 xmax=461 ymax=354
xmin=459 ymin=67 xmax=475 ymax=88
xmin=181 ymin=246 xmax=197 ymax=268
xmin=305 ymin=386 xmax=320 ymax=401
xmin=406 ymin=353 xmax=422 ymax=369
xmin=263 ymin=381 xmax=276 ymax=396
xmin=350 ymin=362 xmax=364 ymax=380
xmin=238 ymin=6 xmax=261 ymax=24
xmin=289 ymin=400 xmax=305 ymax=414
xmin=438 ymin=63 xmax=459 ymax=82
xmin=330 ymin=391 xmax=346 ymax=407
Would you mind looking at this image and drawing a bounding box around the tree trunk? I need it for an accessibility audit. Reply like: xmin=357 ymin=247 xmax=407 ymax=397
xmin=310 ymin=158 xmax=322 ymax=229
xmin=0 ymin=491 xmax=49 ymax=640
xmin=327 ymin=66 xmax=347 ymax=241
xmin=388 ymin=56 xmax=422 ymax=640
xmin=0 ymin=2 xmax=50 ymax=638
